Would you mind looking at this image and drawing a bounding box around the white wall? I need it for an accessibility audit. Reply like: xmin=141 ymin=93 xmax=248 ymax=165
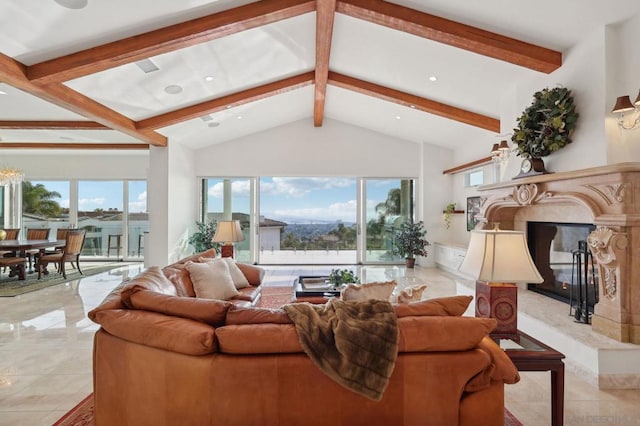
xmin=195 ymin=118 xmax=420 ymax=177
xmin=0 ymin=151 xmax=148 ymax=179
xmin=605 ymin=14 xmax=640 ymax=163
xmin=147 ymin=143 xmax=198 ymax=266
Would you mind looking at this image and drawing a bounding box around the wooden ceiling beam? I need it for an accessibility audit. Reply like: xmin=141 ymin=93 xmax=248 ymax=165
xmin=313 ymin=0 xmax=337 ymax=127
xmin=328 ymin=71 xmax=500 ymax=131
xmin=137 ymin=72 xmax=315 ymax=131
xmin=0 ymin=52 xmax=166 ymax=146
xmin=0 ymin=142 xmax=149 ymax=150
xmin=27 ymin=0 xmax=316 ymax=84
xmin=336 ymin=0 xmax=561 ymax=73
xmin=0 ymin=121 xmax=108 ymax=129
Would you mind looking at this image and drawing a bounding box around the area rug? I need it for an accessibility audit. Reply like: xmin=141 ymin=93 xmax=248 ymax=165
xmin=0 ymin=263 xmax=124 ymax=297
xmin=55 ymin=393 xmax=522 ymax=425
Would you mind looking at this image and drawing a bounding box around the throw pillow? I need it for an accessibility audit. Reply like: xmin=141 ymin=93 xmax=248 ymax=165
xmin=185 ymin=260 xmax=239 ymax=300
xmin=395 ymin=284 xmax=428 ymax=304
xmin=394 ymin=295 xmax=473 ymax=317
xmin=199 ymin=257 xmax=251 ymax=289
xmin=341 ymin=280 xmax=397 ymax=302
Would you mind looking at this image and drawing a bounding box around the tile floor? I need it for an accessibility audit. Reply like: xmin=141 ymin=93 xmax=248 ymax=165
xmin=0 ymin=263 xmax=639 ymax=425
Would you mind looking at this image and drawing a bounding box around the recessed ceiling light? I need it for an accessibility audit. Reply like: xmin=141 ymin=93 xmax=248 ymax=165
xmin=226 ymin=105 xmax=233 ymax=109
xmin=409 ymin=104 xmax=416 ymax=109
xmin=164 ymin=85 xmax=183 ymax=95
xmin=0 ymin=90 xmax=6 ymax=95
xmin=204 ymin=76 xmax=214 ymax=82
xmin=428 ymin=75 xmax=438 ymax=82
xmin=395 ymin=116 xmax=401 ymax=120
xmin=208 ymin=122 xmax=220 ymax=128
xmin=54 ymin=0 xmax=88 ymax=10
xmin=237 ymin=115 xmax=243 ymax=120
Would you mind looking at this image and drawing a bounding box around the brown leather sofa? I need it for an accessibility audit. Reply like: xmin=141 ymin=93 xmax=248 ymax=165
xmin=89 ymin=251 xmax=519 ymax=426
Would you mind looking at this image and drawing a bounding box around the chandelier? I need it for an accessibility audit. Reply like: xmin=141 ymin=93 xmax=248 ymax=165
xmin=0 ymin=167 xmax=24 ymax=186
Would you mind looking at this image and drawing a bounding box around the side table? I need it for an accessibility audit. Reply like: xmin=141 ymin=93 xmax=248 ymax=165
xmin=492 ymin=330 xmax=565 ymax=426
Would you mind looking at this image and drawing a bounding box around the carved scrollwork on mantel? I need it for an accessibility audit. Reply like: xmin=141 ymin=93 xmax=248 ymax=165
xmin=584 ymin=183 xmax=627 ymax=206
xmin=587 ymin=227 xmax=629 ymax=300
xmin=511 ymin=184 xmax=552 ymax=206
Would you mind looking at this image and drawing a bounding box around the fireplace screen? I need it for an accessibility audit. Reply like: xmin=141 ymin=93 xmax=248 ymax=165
xmin=527 ymin=222 xmax=598 ymax=314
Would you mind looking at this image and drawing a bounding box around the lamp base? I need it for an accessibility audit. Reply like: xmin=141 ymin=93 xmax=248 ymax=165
xmin=220 ymin=244 xmax=235 ymax=258
xmin=475 ymin=281 xmax=518 ymax=334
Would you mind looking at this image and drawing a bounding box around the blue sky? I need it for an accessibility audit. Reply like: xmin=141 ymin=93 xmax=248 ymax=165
xmin=206 ymin=177 xmax=402 ymax=223
xmin=31 ymin=180 xmax=147 ymax=212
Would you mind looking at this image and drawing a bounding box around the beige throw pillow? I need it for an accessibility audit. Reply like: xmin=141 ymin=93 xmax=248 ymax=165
xmin=395 ymin=284 xmax=428 ymax=304
xmin=199 ymin=257 xmax=250 ymax=289
xmin=341 ymin=280 xmax=397 ymax=302
xmin=185 ymin=260 xmax=239 ymax=300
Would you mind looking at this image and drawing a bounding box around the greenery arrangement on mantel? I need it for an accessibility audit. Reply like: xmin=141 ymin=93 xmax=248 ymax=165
xmin=512 ymin=86 xmax=579 ymax=160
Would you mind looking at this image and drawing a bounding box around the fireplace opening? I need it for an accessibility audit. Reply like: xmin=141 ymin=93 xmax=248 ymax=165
xmin=527 ymin=222 xmax=598 ymax=316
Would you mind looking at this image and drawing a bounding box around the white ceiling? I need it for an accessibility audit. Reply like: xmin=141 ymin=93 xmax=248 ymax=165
xmin=0 ymin=0 xmax=639 ymax=151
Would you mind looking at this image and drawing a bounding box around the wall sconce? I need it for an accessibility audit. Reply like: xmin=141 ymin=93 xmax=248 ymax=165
xmin=491 ymin=140 xmax=510 ymax=164
xmin=611 ymin=91 xmax=640 ymax=130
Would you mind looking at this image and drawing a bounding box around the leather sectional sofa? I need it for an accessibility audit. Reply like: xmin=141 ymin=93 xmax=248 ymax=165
xmin=89 ymin=250 xmax=519 ymax=425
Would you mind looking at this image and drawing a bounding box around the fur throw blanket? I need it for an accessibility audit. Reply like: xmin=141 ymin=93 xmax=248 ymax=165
xmin=283 ymin=298 xmax=399 ymax=401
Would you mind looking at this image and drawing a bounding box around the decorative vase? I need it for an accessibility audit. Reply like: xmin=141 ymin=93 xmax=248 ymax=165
xmin=405 ymin=258 xmax=416 ymax=268
xmin=0 ymin=229 xmax=6 ymax=241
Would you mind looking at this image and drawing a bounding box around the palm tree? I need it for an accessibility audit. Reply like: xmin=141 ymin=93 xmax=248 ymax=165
xmin=22 ymin=181 xmax=62 ymax=218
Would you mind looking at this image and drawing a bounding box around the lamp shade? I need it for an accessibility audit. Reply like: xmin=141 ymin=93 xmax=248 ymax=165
xmin=458 ymin=229 xmax=543 ymax=283
xmin=612 ymin=96 xmax=635 ymax=113
xmin=212 ymin=220 xmax=245 ymax=244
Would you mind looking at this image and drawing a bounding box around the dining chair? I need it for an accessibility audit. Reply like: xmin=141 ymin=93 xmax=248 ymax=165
xmin=24 ymin=228 xmax=51 ymax=271
xmin=37 ymin=230 xmax=86 ymax=280
xmin=0 ymin=256 xmax=27 ymax=280
xmin=0 ymin=229 xmax=22 ymax=273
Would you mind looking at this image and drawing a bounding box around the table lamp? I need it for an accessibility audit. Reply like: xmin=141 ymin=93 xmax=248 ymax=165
xmin=458 ymin=226 xmax=543 ymax=334
xmin=212 ymin=220 xmax=245 ymax=258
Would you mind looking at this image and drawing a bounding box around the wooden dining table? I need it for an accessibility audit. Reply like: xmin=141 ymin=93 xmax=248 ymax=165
xmin=0 ymin=239 xmax=66 ymax=276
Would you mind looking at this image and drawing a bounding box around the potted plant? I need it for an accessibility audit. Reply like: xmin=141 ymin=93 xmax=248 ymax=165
xmin=188 ymin=221 xmax=218 ymax=253
xmin=392 ymin=220 xmax=430 ymax=268
xmin=327 ymin=268 xmax=360 ymax=288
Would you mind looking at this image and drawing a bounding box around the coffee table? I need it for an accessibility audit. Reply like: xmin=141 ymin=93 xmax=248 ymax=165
xmin=492 ymin=330 xmax=565 ymax=426
xmin=293 ymin=276 xmax=341 ymax=301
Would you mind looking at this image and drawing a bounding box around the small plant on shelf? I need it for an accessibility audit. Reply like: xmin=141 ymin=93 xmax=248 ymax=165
xmin=327 ymin=268 xmax=360 ymax=288
xmin=443 ymin=203 xmax=457 ymax=229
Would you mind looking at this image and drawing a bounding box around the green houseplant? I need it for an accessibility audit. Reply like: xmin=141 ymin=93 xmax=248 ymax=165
xmin=392 ymin=220 xmax=430 ymax=268
xmin=327 ymin=268 xmax=360 ymax=288
xmin=188 ymin=221 xmax=218 ymax=253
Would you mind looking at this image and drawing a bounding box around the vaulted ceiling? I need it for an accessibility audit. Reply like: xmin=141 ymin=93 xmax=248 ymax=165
xmin=0 ymin=0 xmax=638 ymax=151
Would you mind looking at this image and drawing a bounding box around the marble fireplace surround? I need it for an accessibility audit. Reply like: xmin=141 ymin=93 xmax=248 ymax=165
xmin=477 ymin=162 xmax=640 ymax=345
xmin=474 ymin=162 xmax=640 ymax=388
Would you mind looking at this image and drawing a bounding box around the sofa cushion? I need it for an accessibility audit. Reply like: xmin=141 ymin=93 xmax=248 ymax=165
xmin=199 ymin=257 xmax=250 ymax=289
xmin=226 ymin=306 xmax=293 ymax=325
xmin=129 ymin=290 xmax=232 ymax=326
xmin=94 ymin=309 xmax=217 ymax=355
xmin=397 ymin=316 xmax=496 ymax=352
xmin=394 ymin=295 xmax=473 ymax=317
xmin=341 ymin=281 xmax=396 ymax=302
xmin=216 ymin=323 xmax=303 ymax=354
xmin=161 ymin=264 xmax=195 ymax=297
xmin=120 ymin=267 xmax=178 ymax=308
xmin=185 ymin=260 xmax=239 ymax=300
xmin=231 ymin=285 xmax=261 ymax=302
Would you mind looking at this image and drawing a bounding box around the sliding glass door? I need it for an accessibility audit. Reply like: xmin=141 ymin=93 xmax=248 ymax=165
xmin=362 ymin=179 xmax=414 ymax=263
xmin=259 ymin=177 xmax=357 ymax=264
xmin=199 ymin=176 xmax=416 ymax=265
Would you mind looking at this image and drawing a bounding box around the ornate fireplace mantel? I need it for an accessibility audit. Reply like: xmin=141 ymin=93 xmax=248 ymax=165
xmin=476 ymin=162 xmax=640 ymax=344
